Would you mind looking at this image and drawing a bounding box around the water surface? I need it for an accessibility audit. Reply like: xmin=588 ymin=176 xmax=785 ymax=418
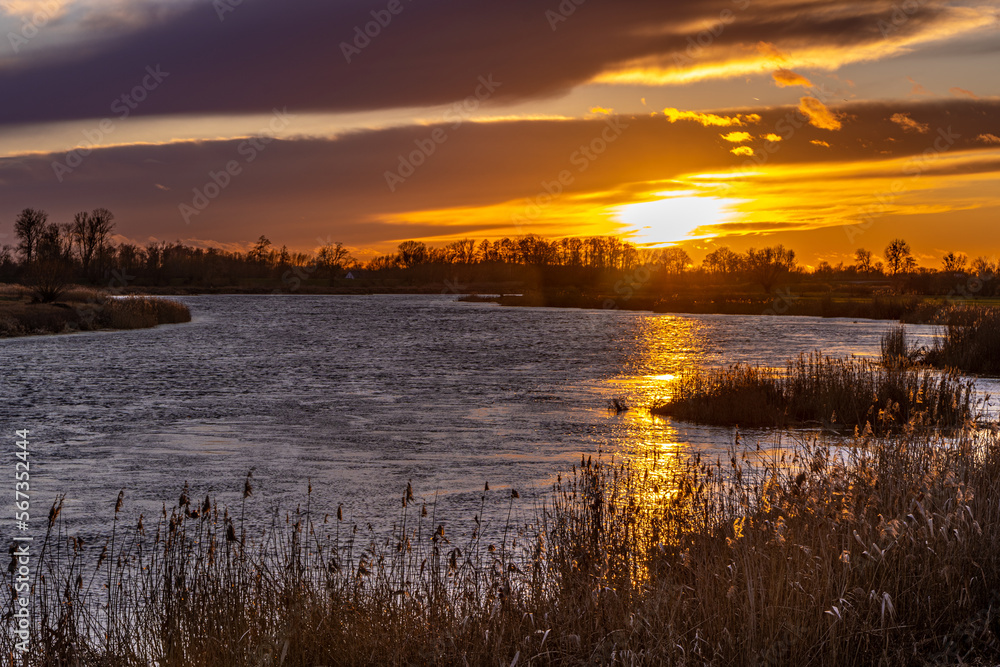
xmin=1 ymin=295 xmax=991 ymax=540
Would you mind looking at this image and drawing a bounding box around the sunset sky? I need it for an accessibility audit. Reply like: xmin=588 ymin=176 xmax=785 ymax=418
xmin=0 ymin=0 xmax=997 ymax=266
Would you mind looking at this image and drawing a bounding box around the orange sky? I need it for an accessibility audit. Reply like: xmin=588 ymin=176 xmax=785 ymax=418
xmin=0 ymin=0 xmax=998 ymax=266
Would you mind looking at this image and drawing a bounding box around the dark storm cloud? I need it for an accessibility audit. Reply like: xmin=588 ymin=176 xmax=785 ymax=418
xmin=0 ymin=0 xmax=975 ymax=124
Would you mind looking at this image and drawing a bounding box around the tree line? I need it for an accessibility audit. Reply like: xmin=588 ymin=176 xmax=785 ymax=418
xmin=5 ymin=207 xmax=997 ymax=298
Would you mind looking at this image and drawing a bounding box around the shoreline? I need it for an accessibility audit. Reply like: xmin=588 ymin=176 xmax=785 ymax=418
xmin=0 ymin=291 xmax=191 ymax=338
xmin=460 ymin=290 xmax=999 ymax=325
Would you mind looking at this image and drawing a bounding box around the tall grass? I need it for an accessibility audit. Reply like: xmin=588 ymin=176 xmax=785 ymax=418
xmin=650 ymin=352 xmax=973 ymax=432
xmin=95 ymin=296 xmax=192 ymax=330
xmin=925 ymin=306 xmax=1000 ymax=375
xmin=7 ymin=426 xmax=1000 ymax=665
xmin=0 ymin=291 xmax=191 ymax=336
xmin=879 ymin=324 xmax=924 ymax=369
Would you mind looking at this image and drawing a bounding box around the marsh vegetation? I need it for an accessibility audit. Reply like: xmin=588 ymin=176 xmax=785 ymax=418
xmin=6 ymin=422 xmax=1000 ymax=665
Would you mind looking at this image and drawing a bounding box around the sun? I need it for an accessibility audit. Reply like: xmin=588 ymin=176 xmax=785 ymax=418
xmin=615 ymin=190 xmax=742 ymax=245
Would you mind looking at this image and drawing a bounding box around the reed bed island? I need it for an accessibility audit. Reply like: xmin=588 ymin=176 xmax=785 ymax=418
xmin=0 ymin=286 xmax=190 ymax=337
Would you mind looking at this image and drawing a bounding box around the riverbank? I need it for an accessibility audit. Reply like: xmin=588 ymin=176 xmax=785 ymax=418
xmin=0 ymin=287 xmax=190 ymax=337
xmin=463 ymin=289 xmax=1000 ymax=324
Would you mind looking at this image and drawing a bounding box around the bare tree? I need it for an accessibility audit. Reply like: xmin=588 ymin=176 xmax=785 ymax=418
xmin=884 ymin=239 xmax=916 ymax=275
xmin=317 ymin=242 xmax=352 ymax=270
xmin=941 ymin=251 xmax=968 ymax=273
xmin=14 ymin=208 xmax=48 ymax=267
xmin=397 ymin=240 xmax=428 ymax=268
xmin=71 ymin=208 xmax=116 ymax=278
xmin=745 ymin=245 xmax=796 ymax=293
xmin=90 ymin=208 xmax=115 ymax=274
xmin=248 ymin=235 xmax=272 ymax=263
xmin=28 ymin=222 xmax=73 ymax=303
xmin=853 ymin=248 xmax=875 ymax=273
xmin=971 ymin=256 xmax=996 ymax=278
xmin=702 ymin=247 xmax=742 ymax=275
xmin=71 ymin=211 xmax=95 ymax=273
xmin=657 ymin=247 xmax=692 ymax=274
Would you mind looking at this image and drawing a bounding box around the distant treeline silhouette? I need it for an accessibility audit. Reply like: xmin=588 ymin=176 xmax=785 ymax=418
xmin=4 ymin=207 xmax=998 ymax=297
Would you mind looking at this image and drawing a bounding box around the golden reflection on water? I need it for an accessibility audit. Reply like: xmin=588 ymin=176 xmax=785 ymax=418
xmin=605 ymin=315 xmax=712 ymax=505
xmin=620 ymin=409 xmax=688 ymax=504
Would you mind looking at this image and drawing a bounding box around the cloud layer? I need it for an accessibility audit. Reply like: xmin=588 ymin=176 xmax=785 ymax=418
xmin=2 ymin=99 xmax=997 ymax=250
xmin=0 ymin=0 xmax=995 ymax=124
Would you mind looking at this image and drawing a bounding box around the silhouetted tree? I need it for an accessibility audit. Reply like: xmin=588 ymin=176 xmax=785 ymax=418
xmin=884 ymin=239 xmax=916 ymax=275
xmin=317 ymin=242 xmax=353 ymax=271
xmin=13 ymin=208 xmax=48 ymax=267
xmin=657 ymin=247 xmax=692 ymax=274
xmin=941 ymin=251 xmax=968 ymax=273
xmin=397 ymin=241 xmax=428 ymax=268
xmin=745 ymin=245 xmax=796 ymax=293
xmin=702 ymin=247 xmax=742 ymax=275
xmin=249 ymin=235 xmax=272 ymax=263
xmin=853 ymin=248 xmax=875 ymax=273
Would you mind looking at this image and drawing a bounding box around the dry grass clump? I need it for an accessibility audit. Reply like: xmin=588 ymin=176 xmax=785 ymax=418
xmin=925 ymin=306 xmax=1000 ymax=375
xmin=94 ymin=296 xmax=191 ymax=329
xmin=650 ymin=352 xmax=973 ymax=432
xmin=880 ymin=324 xmax=925 ymax=369
xmin=6 ymin=426 xmax=1000 ymax=665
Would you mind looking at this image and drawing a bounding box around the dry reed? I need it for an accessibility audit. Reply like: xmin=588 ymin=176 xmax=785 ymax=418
xmin=651 ymin=352 xmax=973 ymax=433
xmin=6 ymin=422 xmax=1000 ymax=665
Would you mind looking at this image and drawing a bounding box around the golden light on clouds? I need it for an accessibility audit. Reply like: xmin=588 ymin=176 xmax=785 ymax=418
xmin=890 ymin=113 xmax=929 ymax=133
xmin=0 ymin=0 xmax=71 ymax=16
xmin=679 ymin=148 xmax=1000 ymax=239
xmin=798 ymin=96 xmax=842 ymax=130
xmin=950 ymin=87 xmax=978 ymax=99
xmin=764 ymin=133 xmax=782 ymax=142
xmin=721 ymin=131 xmax=752 ymax=143
xmin=772 ymin=68 xmax=813 ymax=88
xmin=663 ymin=108 xmax=760 ymax=127
xmin=592 ymin=8 xmax=995 ymax=88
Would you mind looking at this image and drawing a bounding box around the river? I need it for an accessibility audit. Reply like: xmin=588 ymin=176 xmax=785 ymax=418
xmin=1 ymin=295 xmax=993 ymax=542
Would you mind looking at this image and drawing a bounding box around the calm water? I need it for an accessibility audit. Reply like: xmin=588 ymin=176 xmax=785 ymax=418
xmin=1 ymin=295 xmax=993 ymax=541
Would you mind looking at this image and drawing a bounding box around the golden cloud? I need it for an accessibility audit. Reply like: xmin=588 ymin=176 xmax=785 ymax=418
xmin=772 ymin=68 xmax=813 ymax=88
xmin=950 ymin=87 xmax=978 ymax=99
xmin=764 ymin=133 xmax=782 ymax=142
xmin=890 ymin=113 xmax=929 ymax=133
xmin=730 ymin=146 xmax=754 ymax=157
xmin=756 ymin=41 xmax=788 ymax=62
xmin=977 ymin=134 xmax=1000 ymax=145
xmin=663 ymin=108 xmax=760 ymax=127
xmin=721 ymin=131 xmax=752 ymax=143
xmin=592 ymin=8 xmax=995 ymax=88
xmin=0 ymin=0 xmax=71 ymax=17
xmin=907 ymin=77 xmax=933 ymax=97
xmin=798 ymin=97 xmax=842 ymax=131
xmin=810 ymin=140 xmax=831 ymax=147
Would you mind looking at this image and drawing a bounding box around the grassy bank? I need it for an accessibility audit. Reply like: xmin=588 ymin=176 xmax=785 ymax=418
xmin=6 ymin=425 xmax=1000 ymax=665
xmin=467 ymin=289 xmax=993 ymax=325
xmin=0 ymin=286 xmax=190 ymax=337
xmin=650 ymin=352 xmax=974 ymax=432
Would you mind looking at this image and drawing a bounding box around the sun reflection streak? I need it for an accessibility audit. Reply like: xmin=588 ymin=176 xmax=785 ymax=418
xmin=604 ymin=315 xmax=710 ymax=509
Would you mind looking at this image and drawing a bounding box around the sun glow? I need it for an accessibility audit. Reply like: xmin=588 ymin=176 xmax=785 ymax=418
xmin=616 ymin=190 xmax=743 ymax=245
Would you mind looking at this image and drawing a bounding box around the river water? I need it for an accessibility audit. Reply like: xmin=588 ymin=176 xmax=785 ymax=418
xmin=1 ymin=295 xmax=994 ymax=542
